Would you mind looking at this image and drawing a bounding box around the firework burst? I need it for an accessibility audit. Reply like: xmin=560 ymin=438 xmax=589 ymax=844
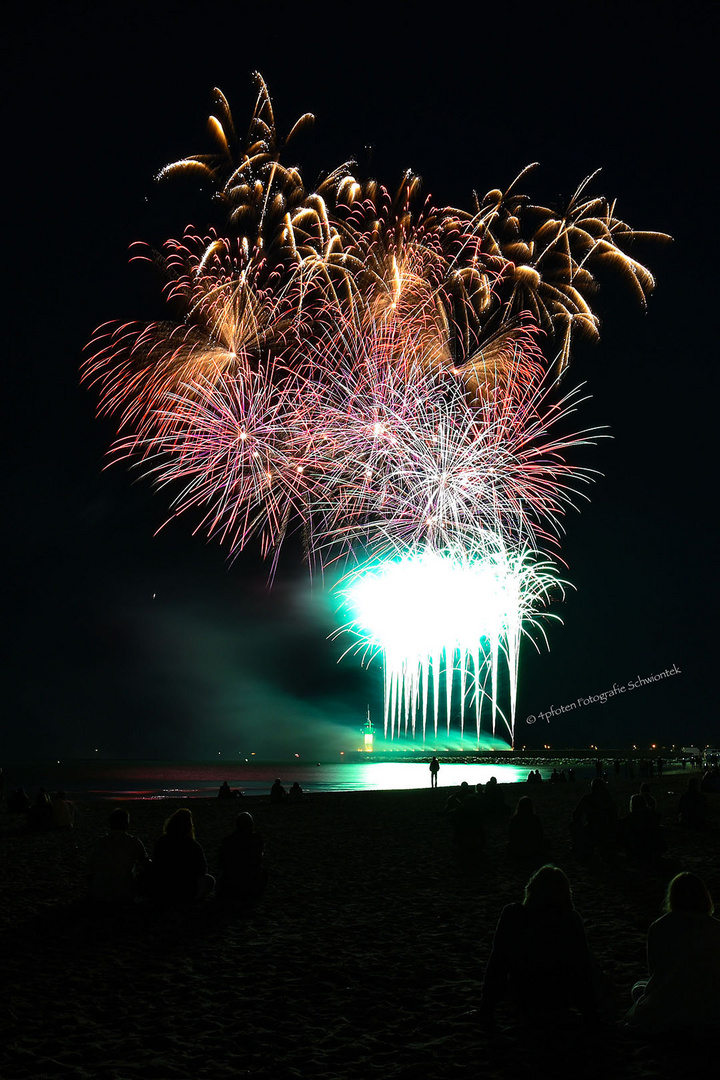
xmin=335 ymin=540 xmax=566 ymax=743
xmin=84 ymin=77 xmax=666 ymax=746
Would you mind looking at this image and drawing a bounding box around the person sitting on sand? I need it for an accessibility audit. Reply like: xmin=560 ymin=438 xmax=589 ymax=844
xmin=217 ymin=812 xmax=267 ymax=905
xmin=442 ymin=781 xmax=472 ymax=818
xmin=90 ymin=808 xmax=149 ymax=904
xmin=288 ymin=781 xmax=303 ymax=804
xmin=452 ymin=783 xmax=485 ymax=852
xmin=508 ymin=796 xmax=545 ymax=863
xmin=677 ymin=778 xmax=707 ymax=829
xmin=570 ymin=778 xmax=617 ymax=857
xmin=479 ymin=864 xmax=599 ymax=1030
xmin=482 ymin=776 xmax=510 ymax=819
xmin=7 ymin=788 xmax=31 ymax=814
xmin=218 ymin=781 xmax=233 ymax=800
xmin=148 ymin=808 xmax=215 ymax=904
xmin=639 ymin=782 xmax=656 ymax=813
xmin=618 ymin=794 xmax=665 ymax=863
xmin=625 ymin=872 xmax=720 ymax=1034
xmin=50 ymin=790 xmax=76 ymax=830
xmin=701 ymin=766 xmax=720 ymax=792
xmin=270 ymin=778 xmax=287 ymax=804
xmin=28 ymin=789 xmax=54 ymax=831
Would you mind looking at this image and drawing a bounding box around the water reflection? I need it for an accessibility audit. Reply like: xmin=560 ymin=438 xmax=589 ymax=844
xmin=21 ymin=758 xmax=564 ymax=799
xmin=333 ymin=762 xmax=534 ymax=791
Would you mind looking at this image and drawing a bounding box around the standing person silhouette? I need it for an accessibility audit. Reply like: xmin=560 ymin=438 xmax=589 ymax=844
xmin=429 ymin=757 xmax=440 ymax=788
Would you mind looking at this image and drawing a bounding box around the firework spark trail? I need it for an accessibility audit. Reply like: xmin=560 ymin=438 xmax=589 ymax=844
xmin=83 ymin=76 xmax=667 ymax=746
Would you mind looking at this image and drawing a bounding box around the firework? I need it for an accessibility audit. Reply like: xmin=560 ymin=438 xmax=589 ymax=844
xmin=84 ymin=77 xmax=666 ymax=746
xmin=300 ymin=318 xmax=599 ymax=567
xmin=336 ymin=540 xmax=565 ymax=744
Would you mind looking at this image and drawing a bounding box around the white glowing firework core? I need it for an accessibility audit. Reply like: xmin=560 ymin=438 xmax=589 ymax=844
xmin=348 ymin=551 xmax=517 ymax=654
xmin=340 ymin=546 xmax=561 ymax=745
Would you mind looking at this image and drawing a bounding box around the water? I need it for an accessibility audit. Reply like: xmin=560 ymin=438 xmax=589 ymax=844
xmin=4 ymin=758 xmax=590 ymax=800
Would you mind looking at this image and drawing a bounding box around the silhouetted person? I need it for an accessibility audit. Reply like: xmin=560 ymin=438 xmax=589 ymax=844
xmin=7 ymin=788 xmax=30 ymax=813
xmin=482 ymin=776 xmax=510 ymax=819
xmin=217 ymin=812 xmax=267 ymax=905
xmin=217 ymin=781 xmax=233 ymax=800
xmin=148 ymin=808 xmax=214 ymax=904
xmin=443 ymin=782 xmax=471 ymax=817
xmin=701 ymin=766 xmax=720 ymax=792
xmin=90 ymin=808 xmax=149 ymax=904
xmin=51 ymin=790 xmax=75 ymax=830
xmin=508 ymin=796 xmax=545 ymax=863
xmin=640 ymin=783 xmax=656 ymax=813
xmin=288 ymin=781 xmax=303 ymax=803
xmin=429 ymin=757 xmax=440 ymax=788
xmin=479 ymin=865 xmax=598 ymax=1030
xmin=453 ymin=783 xmax=485 ymax=852
xmin=570 ymin=778 xmax=617 ymax=856
xmin=678 ymin=778 xmax=707 ymax=829
xmin=626 ymin=872 xmax=720 ymax=1033
xmin=618 ymin=794 xmax=665 ymax=863
xmin=270 ymin=778 xmax=287 ymax=804
xmin=28 ymin=789 xmax=54 ymax=831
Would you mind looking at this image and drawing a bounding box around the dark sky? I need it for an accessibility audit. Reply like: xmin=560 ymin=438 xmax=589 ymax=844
xmin=4 ymin=0 xmax=717 ymax=759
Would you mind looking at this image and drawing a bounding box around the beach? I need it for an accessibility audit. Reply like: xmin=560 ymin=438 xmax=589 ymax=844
xmin=2 ymin=775 xmax=718 ymax=1079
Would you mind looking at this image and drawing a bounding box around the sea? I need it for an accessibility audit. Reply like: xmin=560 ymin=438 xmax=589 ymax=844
xmin=3 ymin=757 xmax=600 ymax=801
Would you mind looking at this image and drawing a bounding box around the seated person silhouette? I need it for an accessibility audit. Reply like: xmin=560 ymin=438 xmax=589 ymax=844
xmin=217 ymin=812 xmax=267 ymax=905
xmin=270 ymin=778 xmax=287 ymax=804
xmin=508 ymin=796 xmax=545 ymax=863
xmin=453 ymin=783 xmax=485 ymax=851
xmin=90 ymin=808 xmax=149 ymax=904
xmin=51 ymin=790 xmax=76 ymax=830
xmin=148 ymin=808 xmax=214 ymax=904
xmin=618 ymin=794 xmax=665 ymax=862
xmin=482 ymin=776 xmax=510 ymax=818
xmin=28 ymin=789 xmax=54 ymax=831
xmin=678 ymin=778 xmax=707 ymax=829
xmin=570 ymin=778 xmax=617 ymax=856
xmin=626 ymin=872 xmax=720 ymax=1034
xmin=480 ymin=864 xmax=598 ymax=1031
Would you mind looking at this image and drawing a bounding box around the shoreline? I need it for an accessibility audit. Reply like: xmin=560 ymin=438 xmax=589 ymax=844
xmin=2 ymin=754 xmax=703 ymax=805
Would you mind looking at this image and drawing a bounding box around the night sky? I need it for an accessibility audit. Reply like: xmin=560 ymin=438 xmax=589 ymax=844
xmin=4 ymin=1 xmax=716 ymax=760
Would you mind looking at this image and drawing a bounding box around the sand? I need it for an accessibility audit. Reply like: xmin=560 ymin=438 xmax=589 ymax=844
xmin=1 ymin=773 xmax=718 ymax=1080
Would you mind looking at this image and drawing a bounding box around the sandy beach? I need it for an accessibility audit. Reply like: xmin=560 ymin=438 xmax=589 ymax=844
xmin=2 ymin=774 xmax=718 ymax=1079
